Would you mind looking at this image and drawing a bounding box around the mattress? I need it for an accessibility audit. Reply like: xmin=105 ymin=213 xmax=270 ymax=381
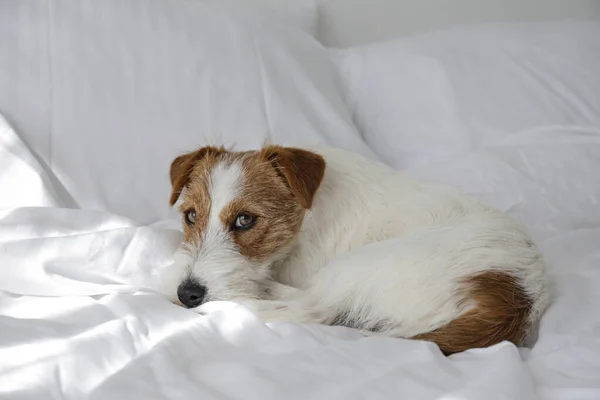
xmin=1 ymin=2 xmax=600 ymax=399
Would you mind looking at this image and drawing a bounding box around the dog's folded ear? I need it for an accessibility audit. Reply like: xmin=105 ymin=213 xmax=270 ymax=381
xmin=169 ymin=146 xmax=224 ymax=206
xmin=261 ymin=146 xmax=326 ymax=209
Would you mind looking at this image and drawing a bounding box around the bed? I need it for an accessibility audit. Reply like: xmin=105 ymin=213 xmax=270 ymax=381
xmin=1 ymin=1 xmax=600 ymax=399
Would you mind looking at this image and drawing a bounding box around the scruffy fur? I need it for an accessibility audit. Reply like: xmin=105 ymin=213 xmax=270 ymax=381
xmin=162 ymin=145 xmax=550 ymax=355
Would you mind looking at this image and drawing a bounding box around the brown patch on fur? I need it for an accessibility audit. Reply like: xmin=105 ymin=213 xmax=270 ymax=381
xmin=168 ymin=145 xmax=326 ymax=261
xmin=169 ymin=146 xmax=225 ymax=206
xmin=260 ymin=146 xmax=326 ymax=209
xmin=169 ymin=146 xmax=242 ymax=244
xmin=219 ymin=153 xmax=307 ymax=261
xmin=412 ymin=271 xmax=532 ymax=355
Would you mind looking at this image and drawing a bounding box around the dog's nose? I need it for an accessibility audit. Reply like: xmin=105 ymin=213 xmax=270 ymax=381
xmin=177 ymin=280 xmax=206 ymax=308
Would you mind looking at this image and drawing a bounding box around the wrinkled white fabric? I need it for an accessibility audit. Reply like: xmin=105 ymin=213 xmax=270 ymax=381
xmin=0 ymin=117 xmax=61 ymax=209
xmin=1 ymin=112 xmax=600 ymax=399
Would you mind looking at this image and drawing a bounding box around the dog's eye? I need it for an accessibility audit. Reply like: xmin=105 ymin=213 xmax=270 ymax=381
xmin=233 ymin=214 xmax=255 ymax=230
xmin=185 ymin=209 xmax=196 ymax=226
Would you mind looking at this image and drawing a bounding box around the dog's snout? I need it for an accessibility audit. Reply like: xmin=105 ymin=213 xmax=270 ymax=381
xmin=177 ymin=279 xmax=206 ymax=308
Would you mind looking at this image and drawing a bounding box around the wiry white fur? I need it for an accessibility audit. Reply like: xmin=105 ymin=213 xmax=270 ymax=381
xmin=164 ymin=160 xmax=274 ymax=303
xmin=168 ymin=147 xmax=550 ymax=343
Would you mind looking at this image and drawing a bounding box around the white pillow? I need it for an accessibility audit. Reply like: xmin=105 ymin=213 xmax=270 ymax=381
xmin=334 ymin=21 xmax=600 ymax=240
xmin=334 ymin=21 xmax=600 ymax=170
xmin=0 ymin=0 xmax=372 ymax=223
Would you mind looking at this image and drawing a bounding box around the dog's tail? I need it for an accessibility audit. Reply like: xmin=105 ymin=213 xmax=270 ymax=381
xmin=409 ymin=271 xmax=533 ymax=355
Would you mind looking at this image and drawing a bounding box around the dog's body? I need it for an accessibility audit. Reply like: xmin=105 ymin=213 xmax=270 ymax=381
xmin=164 ymin=145 xmax=550 ymax=355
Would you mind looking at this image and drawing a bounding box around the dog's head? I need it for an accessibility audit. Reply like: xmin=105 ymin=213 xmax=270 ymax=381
xmin=166 ymin=145 xmax=325 ymax=308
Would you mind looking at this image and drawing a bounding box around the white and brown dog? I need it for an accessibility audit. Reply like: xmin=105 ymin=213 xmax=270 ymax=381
xmin=163 ymin=145 xmax=550 ymax=355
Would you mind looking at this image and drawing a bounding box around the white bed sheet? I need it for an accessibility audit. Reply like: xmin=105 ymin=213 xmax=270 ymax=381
xmin=2 ymin=112 xmax=600 ymax=399
xmin=1 ymin=4 xmax=600 ymax=398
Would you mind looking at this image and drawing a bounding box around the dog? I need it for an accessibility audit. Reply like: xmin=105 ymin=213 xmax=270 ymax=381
xmin=163 ymin=145 xmax=550 ymax=355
